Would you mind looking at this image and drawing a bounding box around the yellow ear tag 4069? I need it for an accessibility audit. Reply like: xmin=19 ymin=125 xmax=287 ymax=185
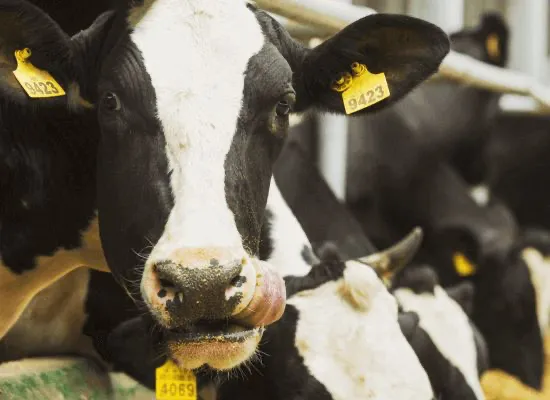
xmin=155 ymin=359 xmax=197 ymax=400
xmin=332 ymin=62 xmax=390 ymax=115
xmin=12 ymin=48 xmax=66 ymax=98
xmin=453 ymin=252 xmax=477 ymax=277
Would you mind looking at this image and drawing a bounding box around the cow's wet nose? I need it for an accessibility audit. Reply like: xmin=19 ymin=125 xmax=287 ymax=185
xmin=143 ymin=248 xmax=257 ymax=326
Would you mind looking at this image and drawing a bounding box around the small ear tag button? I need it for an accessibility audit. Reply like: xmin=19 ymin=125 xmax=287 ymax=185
xmin=453 ymin=252 xmax=477 ymax=277
xmin=12 ymin=48 xmax=66 ymax=99
xmin=155 ymin=359 xmax=197 ymax=400
xmin=335 ymin=62 xmax=390 ymax=115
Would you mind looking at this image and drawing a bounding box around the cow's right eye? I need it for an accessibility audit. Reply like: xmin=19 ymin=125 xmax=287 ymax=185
xmin=102 ymin=92 xmax=121 ymax=112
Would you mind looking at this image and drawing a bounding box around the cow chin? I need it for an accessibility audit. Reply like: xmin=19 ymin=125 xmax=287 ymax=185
xmin=166 ymin=326 xmax=264 ymax=370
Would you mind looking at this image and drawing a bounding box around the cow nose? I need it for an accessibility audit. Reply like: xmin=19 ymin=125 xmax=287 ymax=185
xmin=144 ymin=248 xmax=257 ymax=326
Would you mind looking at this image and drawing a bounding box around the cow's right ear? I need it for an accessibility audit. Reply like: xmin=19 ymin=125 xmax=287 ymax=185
xmin=0 ymin=0 xmax=114 ymax=107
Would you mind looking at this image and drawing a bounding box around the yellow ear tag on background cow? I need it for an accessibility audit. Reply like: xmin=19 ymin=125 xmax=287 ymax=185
xmin=332 ymin=62 xmax=390 ymax=115
xmin=12 ymin=48 xmax=66 ymax=98
xmin=453 ymin=252 xmax=477 ymax=277
xmin=155 ymin=359 xmax=197 ymax=400
xmin=485 ymin=33 xmax=500 ymax=61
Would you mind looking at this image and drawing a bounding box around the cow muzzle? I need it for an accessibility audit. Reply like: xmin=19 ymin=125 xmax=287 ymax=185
xmin=141 ymin=247 xmax=286 ymax=370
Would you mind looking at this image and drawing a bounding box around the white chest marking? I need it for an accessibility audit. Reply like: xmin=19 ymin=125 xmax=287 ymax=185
xmin=394 ymin=286 xmax=484 ymax=399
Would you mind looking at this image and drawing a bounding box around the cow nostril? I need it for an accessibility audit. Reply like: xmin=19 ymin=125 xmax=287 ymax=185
xmin=230 ymin=275 xmax=247 ymax=288
xmin=159 ymin=278 xmax=174 ymax=288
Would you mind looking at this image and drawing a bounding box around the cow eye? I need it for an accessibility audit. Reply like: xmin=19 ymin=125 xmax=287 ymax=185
xmin=275 ymin=93 xmax=295 ymax=117
xmin=102 ymin=92 xmax=121 ymax=112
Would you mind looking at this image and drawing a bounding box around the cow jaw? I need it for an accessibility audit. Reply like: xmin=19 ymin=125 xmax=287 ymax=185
xmin=166 ymin=325 xmax=263 ymax=370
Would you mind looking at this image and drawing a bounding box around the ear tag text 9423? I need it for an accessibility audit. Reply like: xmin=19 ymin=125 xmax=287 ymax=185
xmin=155 ymin=359 xmax=197 ymax=400
xmin=12 ymin=48 xmax=66 ymax=98
xmin=331 ymin=62 xmax=390 ymax=115
xmin=453 ymin=252 xmax=477 ymax=277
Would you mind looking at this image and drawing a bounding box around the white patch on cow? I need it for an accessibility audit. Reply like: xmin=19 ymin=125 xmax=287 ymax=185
xmin=1 ymin=268 xmax=98 ymax=361
xmin=0 ymin=215 xmax=107 ymax=341
xmin=469 ymin=184 xmax=490 ymax=207
xmin=131 ymin=0 xmax=265 ymax=263
xmin=265 ymin=179 xmax=314 ymax=277
xmin=522 ymin=247 xmax=550 ymax=333
xmin=394 ymin=286 xmax=484 ymax=400
xmin=289 ymin=261 xmax=433 ymax=400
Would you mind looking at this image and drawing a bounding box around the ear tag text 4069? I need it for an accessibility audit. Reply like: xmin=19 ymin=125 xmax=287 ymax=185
xmin=156 ymin=359 xmax=197 ymax=400
xmin=12 ymin=48 xmax=66 ymax=99
xmin=331 ymin=62 xmax=390 ymax=115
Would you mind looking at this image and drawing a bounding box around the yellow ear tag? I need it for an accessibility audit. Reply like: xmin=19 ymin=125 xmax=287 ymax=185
xmin=12 ymin=48 xmax=66 ymax=98
xmin=453 ymin=252 xmax=477 ymax=277
xmin=486 ymin=34 xmax=500 ymax=61
xmin=331 ymin=62 xmax=390 ymax=115
xmin=155 ymin=359 xmax=197 ymax=400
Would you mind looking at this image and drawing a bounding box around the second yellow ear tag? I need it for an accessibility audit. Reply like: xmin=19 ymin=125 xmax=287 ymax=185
xmin=453 ymin=252 xmax=477 ymax=277
xmin=485 ymin=33 xmax=500 ymax=61
xmin=12 ymin=48 xmax=66 ymax=99
xmin=332 ymin=62 xmax=390 ymax=115
xmin=156 ymin=359 xmax=197 ymax=400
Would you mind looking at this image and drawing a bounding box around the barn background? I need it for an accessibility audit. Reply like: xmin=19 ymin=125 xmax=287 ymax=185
xmin=305 ymin=0 xmax=550 ymax=202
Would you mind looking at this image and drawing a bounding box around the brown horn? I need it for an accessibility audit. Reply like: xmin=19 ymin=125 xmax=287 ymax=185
xmin=356 ymin=227 xmax=423 ymax=284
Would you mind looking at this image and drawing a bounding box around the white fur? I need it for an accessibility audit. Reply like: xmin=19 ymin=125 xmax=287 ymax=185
xmin=289 ymin=261 xmax=434 ymax=400
xmin=469 ymin=184 xmax=490 ymax=207
xmin=522 ymin=248 xmax=550 ymax=333
xmin=132 ymin=0 xmax=265 ymax=265
xmin=265 ymin=179 xmax=314 ymax=277
xmin=394 ymin=286 xmax=485 ymax=400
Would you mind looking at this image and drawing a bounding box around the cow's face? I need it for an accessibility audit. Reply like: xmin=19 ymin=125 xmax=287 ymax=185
xmin=2 ymin=0 xmax=449 ymax=371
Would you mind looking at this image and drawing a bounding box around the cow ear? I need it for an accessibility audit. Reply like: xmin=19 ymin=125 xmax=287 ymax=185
xmin=397 ymin=311 xmax=420 ymax=342
xmin=446 ymin=281 xmax=475 ymax=316
xmin=292 ymin=14 xmax=450 ymax=114
xmin=0 ymin=0 xmax=114 ymax=107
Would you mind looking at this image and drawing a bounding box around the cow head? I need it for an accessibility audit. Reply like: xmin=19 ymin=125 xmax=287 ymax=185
xmin=424 ymin=200 xmax=544 ymax=389
xmin=1 ymin=0 xmax=449 ymax=371
xmin=263 ymin=246 xmax=435 ymax=400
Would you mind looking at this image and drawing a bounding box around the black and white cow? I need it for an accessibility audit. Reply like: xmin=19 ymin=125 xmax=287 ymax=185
xmin=393 ymin=265 xmax=489 ymax=400
xmin=1 ymin=0 xmax=450 ymax=371
xmin=351 ymin=158 xmax=544 ymax=389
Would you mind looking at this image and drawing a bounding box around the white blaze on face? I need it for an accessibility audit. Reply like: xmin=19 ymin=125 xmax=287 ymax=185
xmin=522 ymin=247 xmax=550 ymax=333
xmin=130 ymin=0 xmax=265 ymax=262
xmin=394 ymin=286 xmax=485 ymax=400
xmin=265 ymin=179 xmax=314 ymax=277
xmin=289 ymin=261 xmax=433 ymax=400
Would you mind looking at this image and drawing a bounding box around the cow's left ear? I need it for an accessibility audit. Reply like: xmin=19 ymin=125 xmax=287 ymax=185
xmin=292 ymin=14 xmax=450 ymax=114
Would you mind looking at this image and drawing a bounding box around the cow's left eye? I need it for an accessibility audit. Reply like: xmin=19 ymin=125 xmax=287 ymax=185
xmin=275 ymin=93 xmax=295 ymax=117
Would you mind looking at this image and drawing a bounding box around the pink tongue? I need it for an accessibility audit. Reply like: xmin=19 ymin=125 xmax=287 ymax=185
xmin=233 ymin=260 xmax=286 ymax=327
